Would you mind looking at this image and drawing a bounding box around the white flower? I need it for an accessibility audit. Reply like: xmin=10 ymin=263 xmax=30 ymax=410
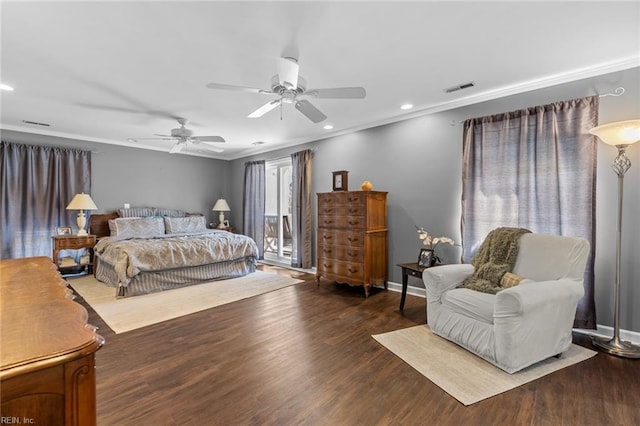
xmin=415 ymin=226 xmax=454 ymax=249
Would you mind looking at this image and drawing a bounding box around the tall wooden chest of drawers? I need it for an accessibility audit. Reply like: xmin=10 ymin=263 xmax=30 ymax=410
xmin=316 ymin=190 xmax=388 ymax=297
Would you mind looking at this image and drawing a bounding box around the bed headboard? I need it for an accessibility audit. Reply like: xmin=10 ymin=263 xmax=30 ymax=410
xmin=88 ymin=212 xmax=119 ymax=239
xmin=88 ymin=209 xmax=204 ymax=239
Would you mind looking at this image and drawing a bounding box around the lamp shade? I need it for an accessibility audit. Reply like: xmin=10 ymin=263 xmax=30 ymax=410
xmin=589 ymin=119 xmax=640 ymax=146
xmin=212 ymin=199 xmax=231 ymax=212
xmin=66 ymin=193 xmax=98 ymax=210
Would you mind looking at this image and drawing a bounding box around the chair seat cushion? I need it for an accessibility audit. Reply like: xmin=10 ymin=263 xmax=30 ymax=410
xmin=441 ymin=288 xmax=496 ymax=324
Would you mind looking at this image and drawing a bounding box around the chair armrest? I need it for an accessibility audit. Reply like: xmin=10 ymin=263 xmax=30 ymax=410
xmin=424 ymin=264 xmax=474 ymax=303
xmin=493 ymin=279 xmax=585 ymax=371
xmin=494 ymin=279 xmax=584 ymax=318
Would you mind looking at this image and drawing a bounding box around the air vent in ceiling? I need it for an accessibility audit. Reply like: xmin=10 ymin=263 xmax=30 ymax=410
xmin=22 ymin=120 xmax=50 ymax=127
xmin=444 ymin=81 xmax=475 ymax=94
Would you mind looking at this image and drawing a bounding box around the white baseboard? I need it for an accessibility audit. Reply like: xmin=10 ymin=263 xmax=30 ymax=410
xmin=388 ymin=282 xmax=640 ymax=345
xmin=573 ymin=326 xmax=640 ymax=346
xmin=386 ymin=281 xmax=425 ymax=298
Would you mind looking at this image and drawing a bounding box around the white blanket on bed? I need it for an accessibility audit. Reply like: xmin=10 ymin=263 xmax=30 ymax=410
xmin=94 ymin=230 xmax=259 ymax=287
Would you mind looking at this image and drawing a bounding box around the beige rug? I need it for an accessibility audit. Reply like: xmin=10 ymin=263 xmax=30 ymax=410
xmin=69 ymin=271 xmax=303 ymax=334
xmin=372 ymin=325 xmax=597 ymax=406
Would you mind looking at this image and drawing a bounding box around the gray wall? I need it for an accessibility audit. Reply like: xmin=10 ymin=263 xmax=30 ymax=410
xmin=1 ymin=130 xmax=230 ymax=225
xmin=4 ymin=67 xmax=638 ymax=333
xmin=229 ymin=67 xmax=640 ymax=333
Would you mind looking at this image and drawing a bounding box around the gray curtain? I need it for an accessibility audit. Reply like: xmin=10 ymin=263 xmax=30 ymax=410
xmin=290 ymin=149 xmax=313 ymax=268
xmin=1 ymin=141 xmax=92 ymax=259
xmin=243 ymin=160 xmax=265 ymax=260
xmin=461 ymin=96 xmax=598 ymax=329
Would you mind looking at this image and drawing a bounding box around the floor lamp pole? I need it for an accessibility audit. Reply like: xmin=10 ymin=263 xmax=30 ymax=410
xmin=592 ymin=144 xmax=640 ymax=358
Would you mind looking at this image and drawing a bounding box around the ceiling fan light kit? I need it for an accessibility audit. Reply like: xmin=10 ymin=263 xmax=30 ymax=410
xmin=206 ymin=56 xmax=366 ymax=123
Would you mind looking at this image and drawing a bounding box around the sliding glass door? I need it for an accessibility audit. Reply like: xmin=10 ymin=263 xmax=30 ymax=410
xmin=264 ymin=158 xmax=292 ymax=263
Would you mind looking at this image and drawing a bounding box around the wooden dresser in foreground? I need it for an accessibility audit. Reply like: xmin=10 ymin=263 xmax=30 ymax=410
xmin=316 ymin=190 xmax=388 ymax=297
xmin=0 ymin=256 xmax=104 ymax=425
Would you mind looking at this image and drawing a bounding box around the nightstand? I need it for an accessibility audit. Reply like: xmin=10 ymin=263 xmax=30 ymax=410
xmin=397 ymin=262 xmax=428 ymax=311
xmin=52 ymin=234 xmax=97 ymax=275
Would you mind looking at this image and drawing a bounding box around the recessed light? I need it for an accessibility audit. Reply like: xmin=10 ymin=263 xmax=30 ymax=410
xmin=0 ymin=84 xmax=14 ymax=91
xmin=323 ymin=124 xmax=334 ymax=130
xmin=400 ymin=103 xmax=413 ymax=110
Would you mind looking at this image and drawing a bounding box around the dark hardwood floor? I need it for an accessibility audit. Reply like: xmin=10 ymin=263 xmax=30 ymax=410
xmin=77 ymin=265 xmax=640 ymax=425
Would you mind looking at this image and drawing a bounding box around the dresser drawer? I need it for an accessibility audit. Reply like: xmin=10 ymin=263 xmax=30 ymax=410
xmin=316 ymin=259 xmax=364 ymax=282
xmin=317 ymin=215 xmax=366 ymax=229
xmin=317 ymin=204 xmax=366 ymax=216
xmin=317 ymin=229 xmax=364 ymax=247
xmin=318 ymin=192 xmax=365 ymax=207
xmin=318 ymin=243 xmax=363 ymax=262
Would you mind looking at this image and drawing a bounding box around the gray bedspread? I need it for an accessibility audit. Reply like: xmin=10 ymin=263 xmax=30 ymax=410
xmin=94 ymin=230 xmax=259 ymax=288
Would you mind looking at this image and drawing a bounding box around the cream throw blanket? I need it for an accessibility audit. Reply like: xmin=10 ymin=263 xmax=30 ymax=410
xmin=462 ymin=227 xmax=531 ymax=294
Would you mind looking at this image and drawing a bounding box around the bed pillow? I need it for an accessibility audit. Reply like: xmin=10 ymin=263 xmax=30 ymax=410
xmin=164 ymin=216 xmax=207 ymax=234
xmin=109 ymin=217 xmax=165 ymax=238
xmin=156 ymin=208 xmax=188 ymax=217
xmin=118 ymin=207 xmax=157 ymax=218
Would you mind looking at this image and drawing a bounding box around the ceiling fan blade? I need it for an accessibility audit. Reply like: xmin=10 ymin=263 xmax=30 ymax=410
xmin=295 ymin=100 xmax=327 ymax=123
xmin=206 ymin=82 xmax=273 ymax=95
xmin=195 ymin=143 xmax=225 ymax=153
xmin=248 ymin=99 xmax=282 ymax=118
xmin=194 ymin=136 xmax=225 ymax=143
xmin=129 ymin=137 xmax=176 ymax=141
xmin=278 ymin=57 xmax=299 ymax=90
xmin=169 ymin=142 xmax=185 ymax=154
xmin=305 ymin=87 xmax=367 ymax=99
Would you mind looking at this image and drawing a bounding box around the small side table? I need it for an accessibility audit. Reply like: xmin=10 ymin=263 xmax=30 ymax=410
xmin=397 ymin=262 xmax=428 ymax=311
xmin=52 ymin=234 xmax=97 ymax=275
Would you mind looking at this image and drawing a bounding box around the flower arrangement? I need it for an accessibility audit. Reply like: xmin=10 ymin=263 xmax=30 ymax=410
xmin=415 ymin=226 xmax=455 ymax=249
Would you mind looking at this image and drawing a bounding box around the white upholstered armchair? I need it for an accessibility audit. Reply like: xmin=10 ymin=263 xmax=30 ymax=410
xmin=423 ymin=232 xmax=590 ymax=373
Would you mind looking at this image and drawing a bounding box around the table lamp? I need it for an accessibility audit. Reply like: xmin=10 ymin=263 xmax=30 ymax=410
xmin=66 ymin=192 xmax=98 ymax=236
xmin=212 ymin=199 xmax=230 ymax=229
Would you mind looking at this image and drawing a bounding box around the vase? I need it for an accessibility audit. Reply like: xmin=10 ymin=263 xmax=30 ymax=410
xmin=361 ymin=180 xmax=373 ymax=191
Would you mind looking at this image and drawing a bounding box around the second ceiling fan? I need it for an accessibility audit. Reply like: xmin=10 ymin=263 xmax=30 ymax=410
xmin=206 ymin=57 xmax=366 ymax=123
xmin=129 ymin=118 xmax=225 ymax=154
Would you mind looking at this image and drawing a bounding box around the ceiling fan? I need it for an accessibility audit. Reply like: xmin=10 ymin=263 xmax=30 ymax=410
xmin=128 ymin=118 xmax=225 ymax=154
xmin=206 ymin=57 xmax=366 ymax=123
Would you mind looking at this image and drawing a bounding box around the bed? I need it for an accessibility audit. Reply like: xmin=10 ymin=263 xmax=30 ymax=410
xmin=88 ymin=207 xmax=259 ymax=297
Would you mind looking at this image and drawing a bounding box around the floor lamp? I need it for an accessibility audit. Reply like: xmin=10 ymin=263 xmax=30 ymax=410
xmin=589 ymin=119 xmax=640 ymax=358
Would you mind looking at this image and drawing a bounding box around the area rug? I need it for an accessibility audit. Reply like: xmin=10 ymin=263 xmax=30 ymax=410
xmin=372 ymin=325 xmax=597 ymax=406
xmin=69 ymin=271 xmax=303 ymax=334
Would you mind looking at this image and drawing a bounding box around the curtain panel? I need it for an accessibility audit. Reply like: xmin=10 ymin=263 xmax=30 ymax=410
xmin=461 ymin=96 xmax=598 ymax=329
xmin=1 ymin=141 xmax=92 ymax=259
xmin=243 ymin=160 xmax=266 ymax=260
xmin=290 ymin=149 xmax=313 ymax=268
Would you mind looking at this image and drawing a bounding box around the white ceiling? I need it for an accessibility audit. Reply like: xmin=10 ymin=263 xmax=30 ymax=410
xmin=1 ymin=1 xmax=639 ymax=160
